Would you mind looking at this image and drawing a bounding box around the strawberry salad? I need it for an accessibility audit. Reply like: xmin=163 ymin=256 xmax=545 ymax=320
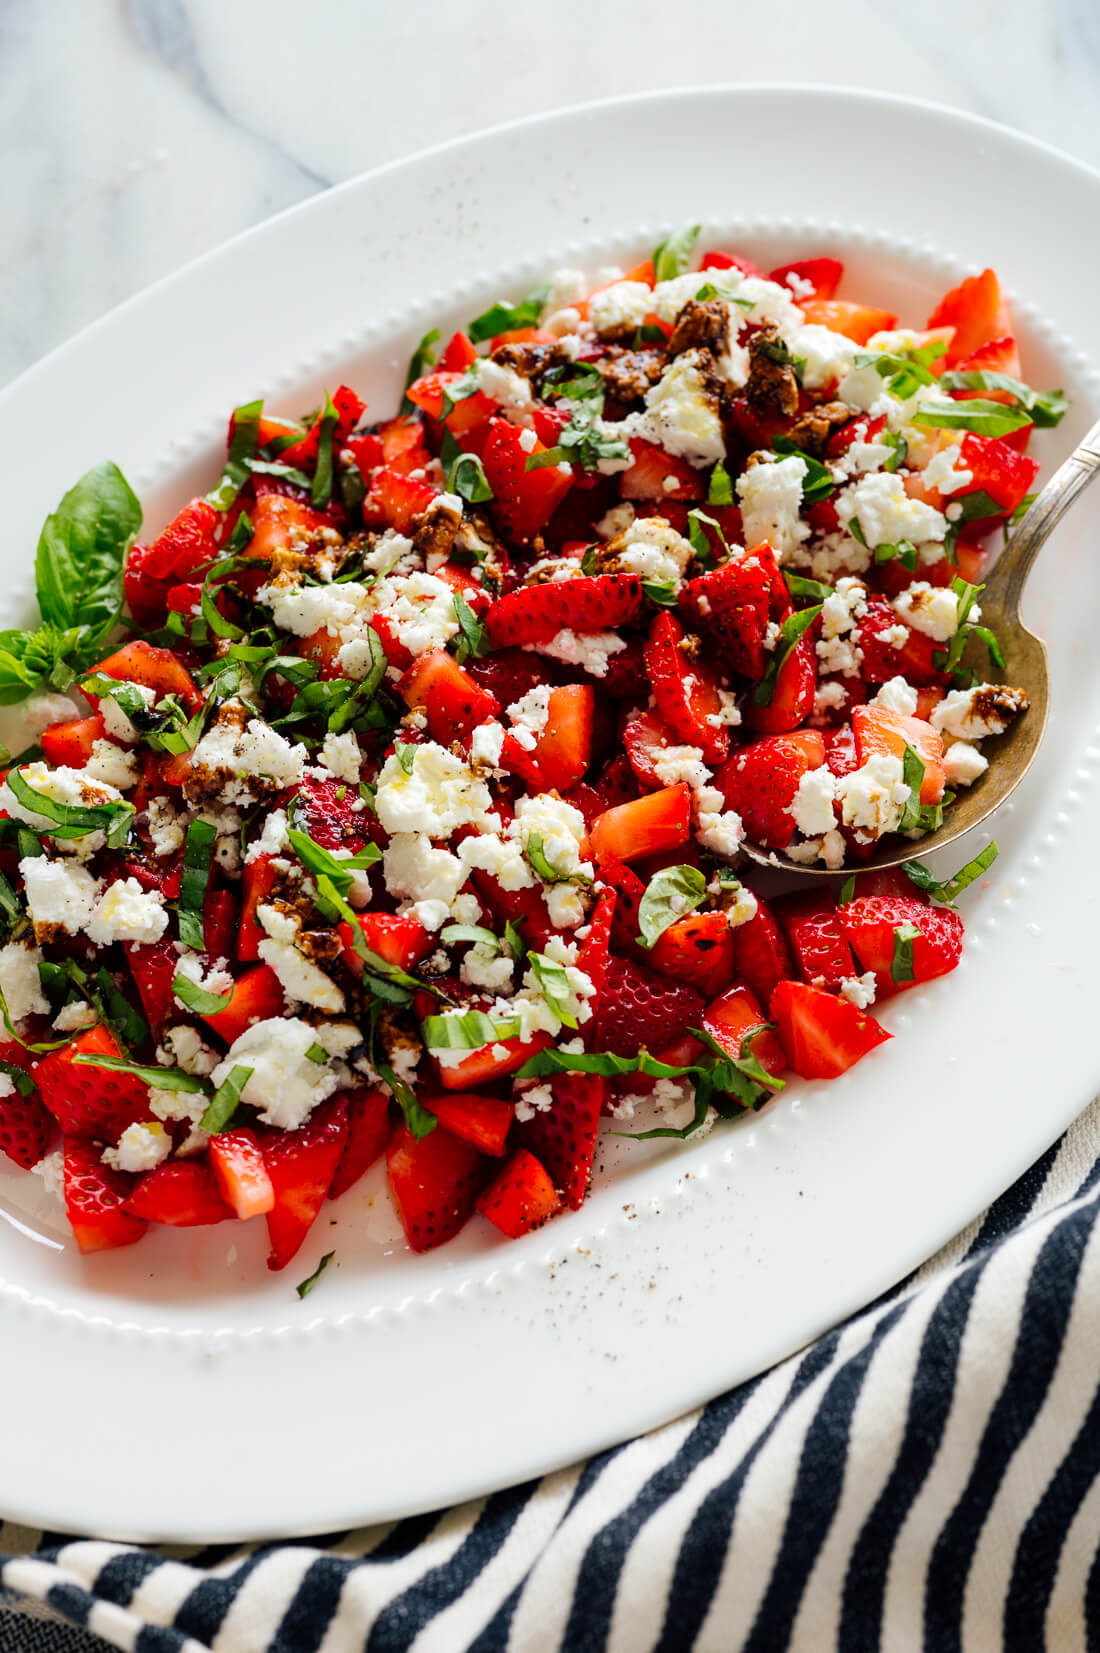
xmin=0 ymin=231 xmax=1065 ymax=1276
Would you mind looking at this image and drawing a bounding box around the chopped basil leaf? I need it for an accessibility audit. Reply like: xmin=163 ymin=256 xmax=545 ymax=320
xmin=5 ymin=767 xmax=135 ymax=847
xmin=447 ymin=452 xmax=494 ymax=505
xmin=208 ymin=401 xmax=263 ymax=510
xmin=244 ymin=457 xmax=315 ymax=493
xmin=898 ymin=743 xmax=926 ymax=833
xmin=783 ymin=571 xmax=832 ymax=603
xmin=439 ymin=366 xmax=484 ymax=420
xmin=311 ymin=391 xmax=341 ymax=509
xmin=92 ymin=966 xmax=148 ymax=1049
xmin=525 ymin=833 xmax=589 ymax=886
xmin=394 ymin=740 xmax=417 ymax=775
xmin=838 ymin=875 xmax=856 ymax=905
xmin=542 ymin=362 xmax=605 ymax=403
xmin=642 ymin=579 xmax=680 ymax=607
xmin=890 ymin=922 xmax=921 ymax=984
xmin=284 ymin=820 xmax=380 ymax=915
xmin=74 ymin=1053 xmax=209 ymax=1092
xmin=296 ymin=1251 xmax=335 ymax=1298
xmin=421 ymin=1008 xmax=520 ymax=1049
xmin=0 ymin=1059 xmax=34 ymax=1097
xmin=848 ymin=515 xmax=869 ymax=549
xmin=439 ymin=922 xmax=502 ymax=951
xmin=200 ymin=1064 xmax=254 ymax=1134
xmin=400 ymin=327 xmax=440 ymax=416
xmin=708 ymin=460 xmax=734 ymax=507
xmin=453 ymin=591 xmax=491 ymax=662
xmin=468 ymin=285 xmax=550 ymax=343
xmin=854 ymin=348 xmax=938 ymax=401
xmin=313 ymin=876 xmax=422 ymax=1002
xmin=772 ymin=439 xmax=835 ymax=505
xmin=903 ymin=840 xmax=999 ymax=906
xmin=938 ymin=371 xmax=1068 ymax=428
xmin=943 ymin=488 xmax=1004 ymax=562
xmin=171 ymin=972 xmax=232 ymax=1017
xmin=305 ymin=1041 xmax=329 ymax=1065
xmin=882 ymin=432 xmax=908 ymax=472
xmin=1010 ymin=492 xmax=1037 ymax=527
xmin=751 ymin=604 xmax=823 ymax=707
xmin=874 ymin=539 xmax=918 ymax=572
xmin=178 ymin=819 xmax=216 ymax=950
xmin=0 ymin=872 xmax=20 ymax=936
xmin=637 ymin=864 xmax=706 ymax=948
xmin=652 ymin=225 xmax=700 ymax=283
xmin=527 ymin=952 xmax=579 ymax=1029
xmin=912 ymin=399 xmax=1032 ymax=438
xmin=525 ymin=400 xmax=629 ymax=472
xmin=377 ymin=1054 xmax=435 ymax=1138
xmin=504 ymin=920 xmax=525 ymax=959
xmin=686 ymin=508 xmax=728 ymax=565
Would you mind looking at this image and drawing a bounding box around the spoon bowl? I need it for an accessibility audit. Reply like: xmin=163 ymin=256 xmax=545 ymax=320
xmin=741 ymin=414 xmax=1100 ymax=876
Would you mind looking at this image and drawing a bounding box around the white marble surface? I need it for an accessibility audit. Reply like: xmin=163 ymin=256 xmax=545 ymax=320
xmin=4 ymin=0 xmax=1100 ymax=390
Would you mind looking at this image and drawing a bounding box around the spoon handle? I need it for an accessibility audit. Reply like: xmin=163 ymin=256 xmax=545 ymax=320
xmin=989 ymin=411 xmax=1100 ymax=610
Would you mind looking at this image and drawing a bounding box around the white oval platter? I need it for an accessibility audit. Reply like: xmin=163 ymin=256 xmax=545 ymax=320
xmin=1 ymin=86 xmax=1099 ymax=1541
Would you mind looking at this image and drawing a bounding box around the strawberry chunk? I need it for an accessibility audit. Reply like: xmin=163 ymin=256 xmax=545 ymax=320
xmin=774 ymin=889 xmax=856 ymax=988
xmin=35 ymin=1027 xmax=151 ymax=1144
xmin=733 ymin=896 xmax=795 ymax=1007
xmin=89 ymin=640 xmax=202 ymax=712
xmin=263 ymin=1097 xmax=349 ymax=1269
xmin=328 ymin=1086 xmax=392 ymax=1200
xmin=423 ymin=1092 xmax=515 ymax=1157
xmin=398 ymin=650 xmax=500 ymax=745
xmin=680 ymin=546 xmax=787 ymax=679
xmin=363 ymin=465 xmax=439 ymax=534
xmin=516 ymin=1071 xmax=604 ymax=1210
xmin=798 ymin=300 xmax=898 ymax=344
xmin=619 ymin=440 xmax=701 ymax=502
xmin=714 ymin=731 xmax=826 ymax=850
xmin=125 ymin=1161 xmax=235 ymax=1227
xmin=529 ymin=685 xmax=595 ymax=791
xmin=289 ymin=775 xmax=377 ymax=855
xmin=743 ymin=633 xmax=816 ymax=733
xmin=589 ymin=785 xmax=692 ymax=868
xmin=142 ymin=497 xmax=221 ymax=581
xmin=768 ymin=257 xmax=843 ymax=302
xmin=239 ymin=854 xmax=281 ymax=963
xmin=770 ymin=981 xmax=891 ymax=1079
xmin=487 ymin=572 xmax=644 ymax=648
xmin=839 ymin=895 xmax=963 ymax=987
xmin=926 ymin=269 xmax=1012 ymax=366
xmin=594 ymin=956 xmax=703 ymax=1057
xmin=200 ymin=965 xmax=285 ymax=1045
xmin=955 ymin=433 xmax=1039 ymax=517
xmin=623 ymin=706 xmax=678 ymax=792
xmin=208 ymin=1128 xmax=275 ymax=1220
xmin=339 ymin=913 xmax=434 ymax=978
xmin=576 ymin=888 xmax=617 ymax=1029
xmin=40 ymin=714 xmax=106 ymax=768
xmin=63 ymin=1142 xmax=147 ymax=1254
xmin=852 ymin=704 xmax=945 ymax=804
xmin=644 ymin=610 xmax=730 ymax=763
xmin=701 ymin=983 xmax=787 ymax=1079
xmin=432 ymin=1028 xmax=553 ymax=1092
xmin=482 ymin=417 xmax=574 ymax=542
xmin=649 ymin=912 xmax=737 ymax=999
xmin=386 ymin=1121 xmax=484 ymax=1252
xmin=476 ymin=1149 xmax=561 ymax=1237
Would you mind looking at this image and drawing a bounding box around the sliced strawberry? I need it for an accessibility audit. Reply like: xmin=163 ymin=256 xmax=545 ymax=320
xmin=487 ymin=572 xmax=644 ymax=648
xmin=276 ymin=384 xmax=364 ymax=469
xmin=734 ymin=897 xmax=796 ymax=1007
xmin=124 ymin=541 xmax=174 ymax=628
xmin=701 ymin=250 xmax=763 ymax=277
xmin=241 ymin=492 xmax=332 ymax=567
xmin=482 ymin=417 xmax=574 ymax=542
xmin=743 ymin=633 xmax=816 ymax=733
xmin=398 ymin=650 xmax=500 ymax=745
xmin=680 ymin=546 xmax=787 ymax=679
xmin=644 ymin=610 xmax=729 ymax=763
xmin=476 ymin=1148 xmax=561 ymax=1237
xmin=839 ymin=894 xmax=963 ymax=987
xmin=955 ymin=433 xmax=1039 ymax=517
xmin=63 ymin=1142 xmax=147 ymax=1254
xmin=432 ymin=1028 xmax=553 ymax=1092
xmin=599 ymin=862 xmax=649 ymax=966
xmin=88 ymin=640 xmax=202 ymax=712
xmin=203 ymin=888 xmax=238 ymax=961
xmin=770 ymin=980 xmax=891 ymax=1078
xmin=239 ymin=853 xmax=281 ymax=963
xmin=142 ymin=498 xmax=221 ymax=581
xmin=701 ymin=983 xmax=787 ymax=1078
xmin=386 ymin=1120 xmax=484 ymax=1252
xmin=289 ymin=775 xmax=378 ymax=855
xmin=768 ymin=257 xmax=843 ymax=302
xmin=374 ymin=415 xmax=432 ymax=476
xmin=529 ymin=685 xmax=595 ymax=791
xmin=200 ymin=965 xmax=285 ymax=1045
xmin=577 ymin=888 xmax=617 ymax=1028
xmin=516 ymin=1072 xmax=604 ymax=1210
xmin=339 ymin=913 xmax=434 ymax=978
xmin=589 ymin=784 xmax=692 ymax=868
xmin=439 ymin=330 xmax=479 ymax=372
xmin=125 ymin=936 xmax=182 ymax=1036
xmin=207 ymin=1128 xmax=275 ymax=1220
xmin=619 ymin=440 xmax=701 ymax=502
xmin=926 ymin=269 xmax=1012 ymax=366
xmin=857 ymin=597 xmax=946 ymax=687
xmin=955 ymin=334 xmax=1022 ymax=380
xmin=40 ymin=714 xmax=106 ymax=768
xmin=774 ymin=889 xmax=856 ymax=988
xmin=0 ymin=1087 xmax=53 ymax=1170
xmin=799 ymin=299 xmax=898 ymax=344
xmin=262 ymin=1097 xmax=349 ymax=1269
xmin=423 ymin=1091 xmax=514 ymax=1157
xmin=363 ymin=465 xmax=439 ymax=534
xmin=714 ymin=731 xmax=826 ymax=850
xmin=125 ymin=1161 xmax=235 ymax=1226
xmin=594 ymin=956 xmax=703 ymax=1057
xmin=852 ymin=704 xmax=945 ymax=804
xmin=327 ymin=1085 xmax=391 ymax=1200
xmin=35 ymin=1027 xmax=151 ymax=1144
xmin=649 ymin=911 xmax=737 ymax=999
xmin=623 ymin=706 xmax=677 ymax=792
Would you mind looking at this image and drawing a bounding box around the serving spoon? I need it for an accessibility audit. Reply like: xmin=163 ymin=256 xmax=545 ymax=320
xmin=741 ymin=412 xmax=1100 ymax=875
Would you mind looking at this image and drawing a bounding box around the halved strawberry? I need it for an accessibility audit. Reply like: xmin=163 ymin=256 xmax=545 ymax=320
xmin=40 ymin=715 xmax=106 ymax=768
xmin=328 ymin=1086 xmax=392 ymax=1200
xmin=644 ymin=610 xmax=729 ymax=763
xmin=701 ymin=983 xmax=787 ymax=1079
xmin=589 ymin=785 xmax=693 ymax=868
xmin=125 ymin=936 xmax=181 ymax=1038
xmin=824 ymin=722 xmax=860 ymax=780
xmin=63 ymin=1142 xmax=147 ymax=1254
xmin=955 ymin=334 xmax=1022 ymax=380
xmin=743 ymin=633 xmax=816 ymax=733
xmin=0 ymin=1088 xmax=53 ymax=1170
xmin=386 ymin=1121 xmax=485 ymax=1252
xmin=482 ymin=417 xmax=574 ymax=543
xmin=373 ymin=415 xmax=432 ymax=476
xmin=142 ymin=497 xmax=221 ymax=581
xmin=207 ymin=1128 xmax=275 ymax=1220
xmin=680 ymin=547 xmax=787 ymax=679
xmin=516 ymin=1072 xmax=604 ymax=1211
xmin=593 ymin=956 xmax=703 ymax=1057
xmin=239 ymin=493 xmax=332 ymax=570
xmin=852 ymin=704 xmax=945 ymax=804
xmin=733 ymin=897 xmax=796 ymax=1008
xmin=125 ymin=1161 xmax=235 ymax=1226
xmin=200 ymin=965 xmax=285 ymax=1045
xmin=770 ymin=980 xmax=891 ymax=1079
xmin=398 ymin=650 xmax=500 ymax=745
xmin=714 ymin=730 xmax=826 ymax=849
xmin=487 ymin=572 xmax=644 ymax=648
xmin=649 ymin=911 xmax=737 ymax=999
xmin=88 ymin=640 xmax=202 ymax=712
xmin=35 ymin=1027 xmax=151 ymax=1144
xmin=528 ymin=685 xmax=595 ymax=791
xmin=619 ymin=439 xmax=701 ymax=501
xmin=839 ymin=894 xmax=963 ymax=987
xmin=926 ymin=269 xmax=1011 ymax=366
xmin=476 ymin=1148 xmax=561 ymax=1238
xmin=955 ymin=433 xmax=1039 ymax=518
xmin=774 ymin=889 xmax=855 ymax=988
xmin=768 ymin=257 xmax=843 ymax=301
xmin=423 ymin=1092 xmax=514 ymax=1157
xmin=263 ymin=1097 xmax=349 ymax=1269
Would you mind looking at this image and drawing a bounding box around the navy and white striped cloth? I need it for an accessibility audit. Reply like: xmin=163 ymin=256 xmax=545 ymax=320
xmin=4 ymin=1100 xmax=1100 ymax=1653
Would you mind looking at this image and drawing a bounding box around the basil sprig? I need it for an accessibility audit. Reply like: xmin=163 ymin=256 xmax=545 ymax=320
xmin=902 ymin=841 xmax=999 ymax=907
xmin=637 ymin=865 xmax=707 ymax=948
xmin=468 ymin=285 xmax=551 ymax=343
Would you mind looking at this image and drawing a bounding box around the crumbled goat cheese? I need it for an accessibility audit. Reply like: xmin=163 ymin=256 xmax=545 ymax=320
xmin=461 ymin=943 xmax=515 ymax=994
xmin=20 ymin=857 xmax=102 ymax=937
xmin=624 ymin=350 xmax=726 ymax=468
xmin=146 ymin=795 xmax=187 ymax=857
xmin=86 ymin=878 xmax=169 ymax=947
xmin=931 ymin=682 xmax=1029 ymax=740
xmin=813 ymin=681 xmax=848 ymax=717
xmin=652 ymin=746 xmax=712 ymax=791
xmin=791 ymin=767 xmax=840 ymax=837
xmin=0 ymin=939 xmax=49 ymax=1022
xmin=694 ymin=786 xmax=744 ymax=858
xmin=158 ymin=1024 xmax=219 ymax=1077
xmin=840 ymin=972 xmax=878 ymax=1010
xmin=507 ymin=685 xmax=553 ymax=739
xmin=245 ymin=807 xmax=290 ymax=862
xmin=83 ymin=740 xmax=140 ymax=791
xmin=738 ymin=455 xmax=809 ymax=559
xmin=943 ymin=740 xmax=989 ymax=787
xmin=541 ymin=268 xmax=588 ymax=317
xmin=384 ymin=834 xmax=468 ymax=910
xmin=189 ymin=708 xmax=307 ymax=804
xmin=374 ymin=741 xmax=496 ymax=838
xmin=257 ymin=905 xmax=345 ymax=1013
xmin=834 ymin=473 xmax=947 ymax=551
xmin=835 ymin=755 xmax=912 ymax=839
xmin=53 ymin=998 xmax=97 ymax=1032
xmin=873 ymin=676 xmax=919 ymax=716
xmin=784 ymin=830 xmax=848 ymax=869
xmin=614 ymin=516 xmax=695 ymax=587
xmin=31 ymin=1147 xmax=65 ymax=1201
xmin=317 ymin=731 xmax=362 ymax=784
xmin=545 ymin=882 xmax=589 ymax=929
xmin=892 ymin=582 xmax=969 ymax=643
xmin=361 ymin=530 xmax=420 ymax=577
xmin=588 ymin=280 xmax=655 ymax=335
xmin=920 ymin=442 xmax=974 ymax=497
xmin=22 ymin=693 xmax=82 ymax=738
xmin=102 ymin=1121 xmax=172 ymax=1175
xmin=513 ymin=1081 xmax=555 ymax=1124
xmin=509 ymin=793 xmax=591 ymax=880
xmin=470 ymin=720 xmax=506 ymax=771
xmin=595 ymin=502 xmax=636 ymax=540
xmin=0 ymin=762 xmax=121 ymax=829
xmin=210 ymin=1017 xmax=358 ymax=1132
xmin=457 ymin=830 xmax=535 ymax=891
xmin=525 ymin=628 xmax=627 ymax=676
xmin=373 ymin=572 xmax=461 ymax=658
xmin=788 ymin=324 xmax=864 ymax=390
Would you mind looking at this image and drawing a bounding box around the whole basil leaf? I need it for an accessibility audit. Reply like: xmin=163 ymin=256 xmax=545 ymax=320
xmin=34 ymin=462 xmax=141 ymax=639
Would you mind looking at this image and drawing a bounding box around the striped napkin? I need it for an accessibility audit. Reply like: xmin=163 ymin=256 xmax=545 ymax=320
xmin=3 ymin=1096 xmax=1099 ymax=1653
